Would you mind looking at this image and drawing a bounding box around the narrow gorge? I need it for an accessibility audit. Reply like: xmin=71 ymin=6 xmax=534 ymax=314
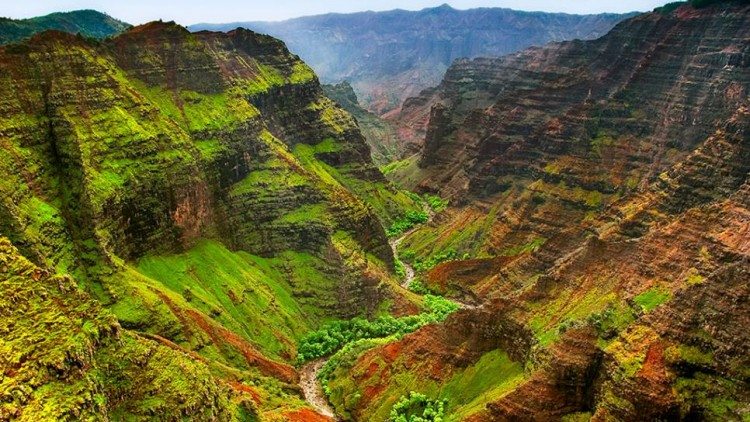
xmin=0 ymin=1 xmax=748 ymax=421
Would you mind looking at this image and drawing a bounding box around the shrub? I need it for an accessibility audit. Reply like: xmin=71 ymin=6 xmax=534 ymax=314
xmin=424 ymin=195 xmax=448 ymax=213
xmin=387 ymin=211 xmax=429 ymax=237
xmin=389 ymin=391 xmax=447 ymax=422
xmin=407 ymin=280 xmax=431 ymax=295
xmin=395 ymin=259 xmax=406 ymax=278
xmin=412 ymin=249 xmax=462 ymax=272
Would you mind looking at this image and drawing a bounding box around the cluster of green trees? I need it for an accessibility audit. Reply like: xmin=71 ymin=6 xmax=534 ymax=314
xmin=424 ymin=195 xmax=448 ymax=213
xmin=407 ymin=279 xmax=432 ymax=295
xmin=401 ymin=249 xmax=467 ymax=273
xmin=389 ymin=391 xmax=447 ymax=422
xmin=296 ymin=295 xmax=459 ymax=363
xmin=386 ymin=210 xmax=429 ymax=237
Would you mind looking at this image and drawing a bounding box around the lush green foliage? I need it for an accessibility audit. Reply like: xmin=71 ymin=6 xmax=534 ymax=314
xmin=407 ymin=279 xmax=432 ymax=295
xmin=395 ymin=258 xmax=407 ymax=278
xmin=407 ymin=249 xmax=466 ymax=272
xmin=318 ymin=336 xmax=397 ymax=397
xmin=654 ymin=1 xmax=688 ymax=13
xmin=390 ymin=392 xmax=447 ymax=422
xmin=296 ymin=295 xmax=459 ymax=363
xmin=0 ymin=237 xmax=242 ymax=420
xmin=424 ymin=195 xmax=449 ymax=213
xmin=0 ymin=10 xmax=130 ymax=45
xmin=386 ymin=210 xmax=430 ymax=237
xmin=439 ymin=350 xmax=525 ymax=419
xmin=136 ymin=240 xmax=313 ymax=359
xmin=633 ymin=286 xmax=671 ymax=312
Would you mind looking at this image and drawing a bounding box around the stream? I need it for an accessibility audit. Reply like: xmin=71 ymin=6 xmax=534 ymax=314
xmin=298 ymin=209 xmax=475 ymax=418
xmin=299 ymin=358 xmax=337 ymax=419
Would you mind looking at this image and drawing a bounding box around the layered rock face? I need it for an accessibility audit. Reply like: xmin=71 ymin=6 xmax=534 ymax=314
xmin=190 ymin=5 xmax=633 ymax=116
xmin=323 ymin=82 xmax=404 ymax=165
xmin=0 ymin=22 xmax=418 ymax=419
xmin=397 ymin=2 xmax=750 ymax=258
xmin=330 ymin=3 xmax=750 ymax=420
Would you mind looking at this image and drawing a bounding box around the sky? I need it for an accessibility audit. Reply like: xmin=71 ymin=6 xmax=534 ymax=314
xmin=2 ymin=1 xmax=670 ymax=25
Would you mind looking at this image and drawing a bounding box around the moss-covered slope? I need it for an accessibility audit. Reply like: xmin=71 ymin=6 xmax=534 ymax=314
xmin=0 ymin=236 xmax=251 ymax=420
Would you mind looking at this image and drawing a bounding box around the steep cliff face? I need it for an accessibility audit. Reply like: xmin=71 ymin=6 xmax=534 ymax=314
xmin=323 ymin=82 xmax=404 ymax=165
xmin=330 ymin=3 xmax=750 ymax=420
xmin=0 ymin=22 xmax=418 ymax=419
xmin=395 ymin=2 xmax=750 ymax=261
xmin=190 ymin=5 xmax=634 ymax=116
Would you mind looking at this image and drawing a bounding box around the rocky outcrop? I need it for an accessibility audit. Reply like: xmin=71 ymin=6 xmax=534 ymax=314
xmin=323 ymin=82 xmax=404 ymax=165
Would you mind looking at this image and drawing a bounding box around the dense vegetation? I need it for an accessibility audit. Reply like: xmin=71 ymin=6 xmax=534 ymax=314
xmin=296 ymin=295 xmax=459 ymax=363
xmin=390 ymin=392 xmax=447 ymax=422
xmin=424 ymin=195 xmax=449 ymax=213
xmin=407 ymin=279 xmax=433 ymax=295
xmin=386 ymin=210 xmax=429 ymax=237
xmin=401 ymin=248 xmax=467 ymax=273
xmin=691 ymin=0 xmax=749 ymax=7
xmin=655 ymin=0 xmax=748 ymax=13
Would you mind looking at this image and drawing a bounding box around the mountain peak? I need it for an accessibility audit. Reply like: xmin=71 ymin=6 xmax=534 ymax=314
xmin=125 ymin=20 xmax=188 ymax=36
xmin=428 ymin=3 xmax=456 ymax=13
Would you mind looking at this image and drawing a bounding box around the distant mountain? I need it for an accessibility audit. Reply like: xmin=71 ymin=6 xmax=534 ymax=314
xmin=0 ymin=9 xmax=130 ymax=44
xmin=191 ymin=4 xmax=636 ymax=114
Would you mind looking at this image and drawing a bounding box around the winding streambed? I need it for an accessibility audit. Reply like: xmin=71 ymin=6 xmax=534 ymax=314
xmin=298 ymin=217 xmax=425 ymax=419
xmin=299 ymin=358 xmax=337 ymax=419
xmin=298 ymin=209 xmax=478 ymax=418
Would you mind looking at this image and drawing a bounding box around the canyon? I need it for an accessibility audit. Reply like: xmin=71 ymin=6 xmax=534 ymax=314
xmin=190 ymin=5 xmax=634 ymax=116
xmin=0 ymin=1 xmax=749 ymax=421
xmin=0 ymin=20 xmax=421 ymax=419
